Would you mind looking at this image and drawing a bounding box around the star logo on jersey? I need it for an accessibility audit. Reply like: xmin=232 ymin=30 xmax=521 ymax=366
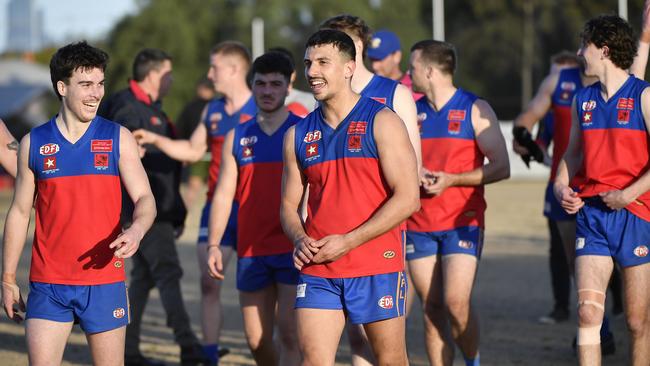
xmin=370 ymin=97 xmax=387 ymax=105
xmin=348 ymin=135 xmax=362 ymax=152
xmin=582 ymin=100 xmax=597 ymax=111
xmin=243 ymin=146 xmax=253 ymax=158
xmin=617 ymin=109 xmax=631 ymax=125
xmin=39 ymin=143 xmax=59 ymax=156
xmin=306 ymin=143 xmax=319 ymax=158
xmin=560 ymin=91 xmax=570 ymax=100
xmin=582 ymin=111 xmax=593 ymax=125
xmin=94 ymin=153 xmax=109 ymax=169
xmin=43 ymin=156 xmax=56 ymax=171
xmin=448 ymin=121 xmax=461 ymax=134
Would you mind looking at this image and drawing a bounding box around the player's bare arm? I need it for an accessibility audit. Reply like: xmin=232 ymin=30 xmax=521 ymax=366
xmin=423 ymin=99 xmax=510 ymax=196
xmin=393 ymin=83 xmax=423 ymax=172
xmin=0 ymin=120 xmax=18 ymax=178
xmin=1 ymin=134 xmax=33 ymax=322
xmin=133 ymin=105 xmax=209 ymax=163
xmin=311 ymin=108 xmax=420 ymax=264
xmin=599 ymin=87 xmax=650 ymax=210
xmin=206 ymin=129 xmax=238 ymax=280
xmin=554 ymin=98 xmax=584 ymax=214
xmin=280 ymin=126 xmax=316 ymax=270
xmin=111 ymin=127 xmax=156 ymax=259
xmin=512 ymin=73 xmax=557 ymax=155
xmin=630 ymin=0 xmax=650 ymax=79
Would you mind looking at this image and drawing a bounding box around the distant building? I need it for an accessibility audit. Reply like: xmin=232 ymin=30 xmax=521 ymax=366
xmin=0 ymin=59 xmax=55 ymax=139
xmin=6 ymin=0 xmax=44 ymax=53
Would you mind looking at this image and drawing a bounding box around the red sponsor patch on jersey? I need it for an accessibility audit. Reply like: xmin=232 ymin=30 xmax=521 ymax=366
xmin=447 ymin=109 xmax=466 ymax=121
xmin=448 ymin=121 xmax=461 ymax=134
xmin=243 ymin=146 xmax=253 ymax=157
xmin=347 ymin=121 xmax=368 ymax=135
xmin=94 ymin=153 xmax=109 ymax=167
xmin=378 ymin=295 xmax=394 ymax=309
xmin=348 ymin=135 xmax=362 ymax=151
xmin=91 ymin=139 xmax=113 ymax=152
xmin=617 ymin=97 xmax=634 ymax=110
xmin=39 ymin=143 xmax=59 ymax=156
xmin=306 ymin=143 xmax=319 ymax=158
xmin=43 ymin=156 xmax=56 ymax=170
xmin=370 ymin=97 xmax=387 ymax=105
xmin=617 ymin=109 xmax=630 ymax=124
xmin=582 ymin=111 xmax=593 ymax=124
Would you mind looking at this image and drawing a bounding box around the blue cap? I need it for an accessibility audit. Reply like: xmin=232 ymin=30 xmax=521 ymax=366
xmin=367 ymin=30 xmax=401 ymax=60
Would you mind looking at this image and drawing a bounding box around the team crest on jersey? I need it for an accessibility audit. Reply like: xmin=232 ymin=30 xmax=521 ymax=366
xmin=560 ymin=81 xmax=576 ymax=91
xmin=378 ymin=295 xmax=394 ymax=309
xmin=448 ymin=121 xmax=461 ymax=134
xmin=582 ymin=111 xmax=593 ymax=125
xmin=306 ymin=143 xmax=319 ymax=160
xmin=94 ymin=153 xmax=109 ymax=169
xmin=39 ymin=143 xmax=59 ymax=156
xmin=617 ymin=98 xmax=634 ymax=110
xmin=348 ymin=135 xmax=362 ymax=152
xmin=303 ymin=130 xmax=322 ymax=143
xmin=348 ymin=121 xmax=368 ymax=134
xmin=91 ymin=139 xmax=113 ymax=152
xmin=240 ymin=136 xmax=258 ymax=146
xmin=370 ymin=97 xmax=387 ymax=105
xmin=582 ymin=100 xmax=597 ymax=111
xmin=417 ymin=113 xmax=427 ymax=133
xmin=209 ymin=112 xmax=222 ymax=131
xmin=242 ymin=146 xmax=254 ymax=159
xmin=448 ymin=109 xmax=466 ymax=121
xmin=617 ymin=109 xmax=631 ymax=125
xmin=43 ymin=156 xmax=57 ymax=173
xmin=634 ymin=245 xmax=649 ymax=258
xmin=150 ymin=116 xmax=162 ymax=126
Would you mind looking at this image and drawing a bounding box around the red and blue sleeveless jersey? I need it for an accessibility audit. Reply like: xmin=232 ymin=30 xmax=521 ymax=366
xmin=575 ymin=76 xmax=650 ymax=221
xmin=28 ymin=117 xmax=124 ymax=285
xmin=550 ymin=67 xmax=584 ymax=183
xmin=360 ymin=74 xmax=398 ymax=109
xmin=408 ymin=89 xmax=486 ymax=232
xmin=294 ymin=97 xmax=403 ymax=278
xmin=203 ymin=96 xmax=257 ymax=200
xmin=232 ymin=113 xmax=301 ymax=258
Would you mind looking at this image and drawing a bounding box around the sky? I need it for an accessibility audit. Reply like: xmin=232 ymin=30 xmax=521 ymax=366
xmin=0 ymin=0 xmax=138 ymax=52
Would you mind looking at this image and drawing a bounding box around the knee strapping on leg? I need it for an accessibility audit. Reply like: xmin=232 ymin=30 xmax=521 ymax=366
xmin=576 ymin=289 xmax=605 ymax=346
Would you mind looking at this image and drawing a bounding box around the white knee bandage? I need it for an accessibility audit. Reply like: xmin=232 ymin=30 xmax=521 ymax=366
xmin=577 ymin=325 xmax=601 ymax=345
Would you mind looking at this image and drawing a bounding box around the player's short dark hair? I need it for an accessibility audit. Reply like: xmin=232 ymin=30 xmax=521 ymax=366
xmin=320 ymin=14 xmax=371 ymax=59
xmin=305 ymin=29 xmax=356 ymax=62
xmin=268 ymin=47 xmax=296 ymax=70
xmin=411 ymin=40 xmax=456 ymax=75
xmin=49 ymin=41 xmax=109 ymax=100
xmin=132 ymin=48 xmax=172 ymax=82
xmin=210 ymin=41 xmax=252 ymax=71
xmin=550 ymin=50 xmax=581 ymax=66
xmin=580 ymin=14 xmax=637 ymax=70
xmin=252 ymin=52 xmax=294 ymax=82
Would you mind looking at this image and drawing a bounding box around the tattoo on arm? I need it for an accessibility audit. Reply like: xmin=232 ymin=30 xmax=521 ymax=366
xmin=7 ymin=140 xmax=18 ymax=152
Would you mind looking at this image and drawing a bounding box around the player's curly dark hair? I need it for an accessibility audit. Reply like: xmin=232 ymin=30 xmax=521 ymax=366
xmin=305 ymin=29 xmax=356 ymax=61
xmin=320 ymin=14 xmax=371 ymax=59
xmin=49 ymin=41 xmax=109 ymax=100
xmin=580 ymin=14 xmax=637 ymax=70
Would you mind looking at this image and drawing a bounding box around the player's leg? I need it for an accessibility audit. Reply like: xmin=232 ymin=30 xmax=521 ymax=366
xmin=621 ymin=262 xmax=650 ymax=365
xmin=441 ymin=254 xmax=480 ymax=364
xmin=575 ymin=255 xmax=612 ymax=366
xmin=556 ymin=219 xmax=576 ymax=275
xmin=124 ymin=236 xmax=155 ymax=360
xmin=87 ymin=326 xmax=127 ymax=366
xmin=347 ymin=324 xmax=374 ymax=366
xmin=273 ymin=254 xmax=301 ymax=366
xmin=540 ymin=218 xmax=570 ymax=324
xmin=364 ymin=317 xmax=408 ymax=366
xmin=407 ymin=230 xmax=453 ymax=365
xmin=25 ymin=319 xmax=73 ymax=365
xmin=239 ymin=286 xmax=278 ymax=365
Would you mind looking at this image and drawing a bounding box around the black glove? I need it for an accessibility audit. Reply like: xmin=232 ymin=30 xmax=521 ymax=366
xmin=513 ymin=126 xmax=544 ymax=168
